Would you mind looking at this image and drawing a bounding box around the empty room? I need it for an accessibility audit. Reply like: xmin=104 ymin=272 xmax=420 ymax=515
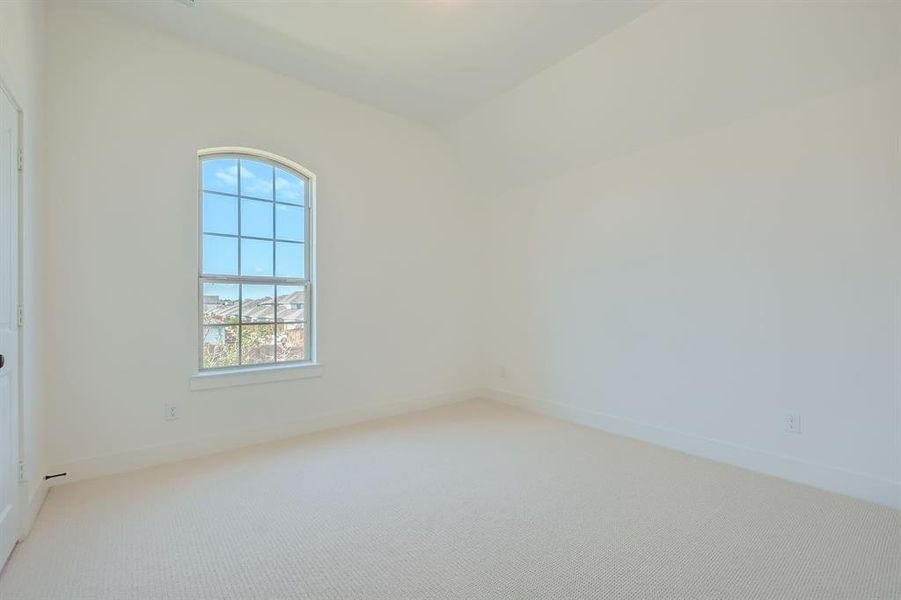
xmin=0 ymin=0 xmax=899 ymax=598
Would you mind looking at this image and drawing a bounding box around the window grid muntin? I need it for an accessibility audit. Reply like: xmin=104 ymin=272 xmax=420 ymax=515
xmin=203 ymin=231 xmax=306 ymax=245
xmin=199 ymin=152 xmax=312 ymax=371
xmin=200 ymin=189 xmax=307 ymax=208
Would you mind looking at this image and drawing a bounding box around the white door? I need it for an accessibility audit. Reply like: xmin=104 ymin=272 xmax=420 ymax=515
xmin=0 ymin=86 xmax=20 ymax=569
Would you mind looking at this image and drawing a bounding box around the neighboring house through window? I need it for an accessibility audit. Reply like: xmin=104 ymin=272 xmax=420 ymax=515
xmin=198 ymin=148 xmax=315 ymax=370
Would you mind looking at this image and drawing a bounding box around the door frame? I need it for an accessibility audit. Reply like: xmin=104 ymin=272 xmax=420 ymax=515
xmin=0 ymin=71 xmax=24 ymax=549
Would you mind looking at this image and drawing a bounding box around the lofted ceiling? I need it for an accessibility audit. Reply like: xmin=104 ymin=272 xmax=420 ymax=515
xmin=98 ymin=0 xmax=654 ymax=124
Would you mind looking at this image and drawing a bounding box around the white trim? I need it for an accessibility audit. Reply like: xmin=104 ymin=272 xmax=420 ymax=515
xmin=18 ymin=481 xmax=46 ymax=541
xmin=190 ymin=362 xmax=322 ymax=391
xmin=198 ymin=147 xmax=316 ymax=181
xmin=48 ymin=389 xmax=480 ymax=486
xmin=0 ymin=76 xmax=23 ymax=570
xmin=485 ymin=388 xmax=901 ymax=510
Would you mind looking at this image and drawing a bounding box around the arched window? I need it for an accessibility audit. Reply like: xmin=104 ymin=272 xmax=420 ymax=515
xmin=198 ymin=148 xmax=315 ymax=371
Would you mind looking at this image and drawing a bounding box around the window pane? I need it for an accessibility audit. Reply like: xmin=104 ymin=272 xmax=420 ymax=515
xmin=241 ymin=198 xmax=273 ymax=239
xmin=240 ymin=160 xmax=274 ymax=200
xmin=202 ymin=325 xmax=239 ymax=369
xmin=275 ymin=203 xmax=304 ymax=242
xmin=241 ymin=284 xmax=275 ymax=323
xmin=202 ymin=235 xmax=238 ymax=275
xmin=275 ymin=285 xmax=305 ymax=322
xmin=241 ymin=238 xmax=273 ymax=276
xmin=202 ymin=158 xmax=239 ymax=195
xmin=275 ymin=168 xmax=305 ymax=205
xmin=276 ymin=322 xmax=305 ymax=362
xmin=275 ymin=241 xmax=304 ymax=278
xmin=203 ymin=193 xmax=238 ymax=235
xmin=202 ymin=283 xmax=239 ymax=324
xmin=241 ymin=324 xmax=275 ymax=365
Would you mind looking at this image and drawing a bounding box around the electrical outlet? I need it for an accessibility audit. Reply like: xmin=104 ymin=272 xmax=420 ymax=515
xmin=784 ymin=412 xmax=800 ymax=434
xmin=498 ymin=366 xmax=507 ymax=379
xmin=164 ymin=405 xmax=179 ymax=421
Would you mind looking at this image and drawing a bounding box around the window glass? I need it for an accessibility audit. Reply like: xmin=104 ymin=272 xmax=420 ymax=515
xmin=199 ymin=153 xmax=312 ymax=370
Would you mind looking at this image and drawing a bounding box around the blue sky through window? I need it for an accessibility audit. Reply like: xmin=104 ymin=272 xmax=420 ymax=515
xmin=275 ymin=168 xmax=304 ymax=204
xmin=276 ymin=204 xmax=304 ymax=241
xmin=201 ymin=157 xmax=307 ymax=278
xmin=240 ymin=161 xmax=274 ymax=200
xmin=241 ymin=239 xmax=274 ymax=276
xmin=202 ymin=235 xmax=237 ymax=275
xmin=276 ymin=242 xmax=304 ymax=278
xmin=202 ymin=158 xmax=238 ymax=195
xmin=204 ymin=282 xmax=239 ymax=301
xmin=201 ymin=158 xmax=305 ymax=204
xmin=241 ymin=198 xmax=273 ymax=238
xmin=203 ymin=193 xmax=237 ymax=235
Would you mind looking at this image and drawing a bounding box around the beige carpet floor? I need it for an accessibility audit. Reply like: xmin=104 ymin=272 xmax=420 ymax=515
xmin=0 ymin=399 xmax=899 ymax=600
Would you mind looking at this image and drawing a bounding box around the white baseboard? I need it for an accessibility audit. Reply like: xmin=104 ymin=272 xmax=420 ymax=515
xmin=19 ymin=481 xmax=47 ymax=540
xmin=486 ymin=388 xmax=901 ymax=510
xmin=50 ymin=389 xmax=479 ymax=486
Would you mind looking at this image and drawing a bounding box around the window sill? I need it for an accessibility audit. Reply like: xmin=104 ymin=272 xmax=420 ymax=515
xmin=190 ymin=363 xmax=322 ymax=391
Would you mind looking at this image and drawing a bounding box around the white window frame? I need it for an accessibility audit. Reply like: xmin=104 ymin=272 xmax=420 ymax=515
xmin=192 ymin=147 xmax=318 ymax=388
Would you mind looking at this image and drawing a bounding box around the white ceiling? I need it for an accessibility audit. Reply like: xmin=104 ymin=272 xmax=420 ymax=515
xmin=100 ymin=0 xmax=654 ymax=124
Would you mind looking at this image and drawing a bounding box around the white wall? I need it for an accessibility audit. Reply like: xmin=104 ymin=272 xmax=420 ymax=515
xmin=446 ymin=1 xmax=901 ymax=507
xmin=0 ymin=0 xmax=47 ymax=531
xmin=43 ymin=6 xmax=479 ymax=479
